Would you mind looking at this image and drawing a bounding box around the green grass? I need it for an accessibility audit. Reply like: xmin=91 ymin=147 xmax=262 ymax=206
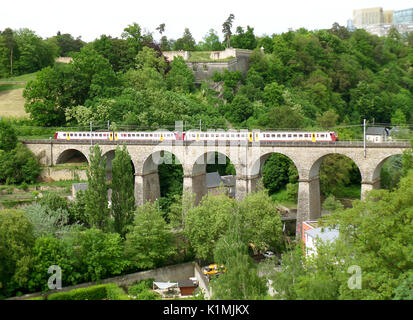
xmin=332 ymin=184 xmax=361 ymax=199
xmin=0 ymin=71 xmax=38 ymax=82
xmin=270 ymin=189 xmax=297 ymax=209
xmin=0 ymin=83 xmax=26 ymax=92
xmin=187 ymin=51 xmax=235 ymax=63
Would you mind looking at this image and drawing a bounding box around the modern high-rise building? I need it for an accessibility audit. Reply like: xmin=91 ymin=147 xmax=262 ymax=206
xmin=353 ymin=7 xmax=383 ymax=27
xmin=349 ymin=7 xmax=413 ymax=36
xmin=394 ymin=8 xmax=413 ymax=24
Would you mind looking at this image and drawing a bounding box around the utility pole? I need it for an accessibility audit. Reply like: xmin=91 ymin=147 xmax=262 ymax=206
xmin=90 ymin=121 xmax=92 ymax=147
xmin=363 ymin=119 xmax=366 ymax=158
xmin=199 ymin=119 xmax=202 ymax=131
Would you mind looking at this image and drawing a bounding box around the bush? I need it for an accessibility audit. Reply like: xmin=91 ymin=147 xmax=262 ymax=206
xmin=46 ymin=283 xmax=130 ymax=300
xmin=47 ymin=284 xmax=109 ymax=300
xmin=105 ymin=283 xmax=130 ymax=300
xmin=128 ymin=279 xmax=154 ymax=296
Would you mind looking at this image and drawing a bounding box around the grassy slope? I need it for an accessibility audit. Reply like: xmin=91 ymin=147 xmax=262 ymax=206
xmin=0 ymin=72 xmax=37 ymax=118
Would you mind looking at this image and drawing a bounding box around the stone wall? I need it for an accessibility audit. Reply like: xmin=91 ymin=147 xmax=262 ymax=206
xmin=8 ymin=261 xmax=210 ymax=300
xmin=39 ymin=167 xmax=87 ymax=181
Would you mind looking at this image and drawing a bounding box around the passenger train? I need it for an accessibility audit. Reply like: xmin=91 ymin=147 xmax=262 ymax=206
xmin=54 ymin=130 xmax=339 ymax=142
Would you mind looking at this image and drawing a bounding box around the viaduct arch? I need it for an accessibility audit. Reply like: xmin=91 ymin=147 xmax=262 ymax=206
xmin=23 ymin=139 xmax=410 ymax=237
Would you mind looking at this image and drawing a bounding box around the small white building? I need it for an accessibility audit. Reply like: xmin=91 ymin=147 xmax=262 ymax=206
xmin=366 ymin=127 xmax=390 ymax=143
xmin=304 ymin=226 xmax=339 ymax=257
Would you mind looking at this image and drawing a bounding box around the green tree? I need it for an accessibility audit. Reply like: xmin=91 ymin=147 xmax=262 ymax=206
xmin=0 ymin=143 xmax=40 ymax=184
xmin=165 ymin=56 xmax=195 ymax=93
xmin=325 ymin=170 xmax=413 ymax=299
xmin=230 ymin=26 xmax=258 ymax=50
xmin=1 ymin=28 xmax=16 ymax=76
xmin=222 ymin=14 xmax=235 ymax=48
xmin=238 ymin=190 xmax=284 ymax=253
xmin=316 ymin=109 xmax=339 ymax=129
xmin=84 ymin=144 xmax=109 ymax=231
xmin=0 ymin=120 xmax=18 ymax=152
xmin=262 ymin=153 xmax=298 ymax=194
xmin=198 ymin=29 xmax=224 ymax=51
xmin=173 ymin=28 xmax=196 ymax=51
xmin=211 ymin=216 xmax=268 ymax=299
xmin=184 ymin=194 xmax=236 ymax=261
xmin=67 ymin=228 xmax=127 ymax=282
xmin=0 ymin=209 xmax=35 ymax=298
xmin=124 ymin=202 xmax=175 ymax=270
xmin=111 ymin=145 xmax=135 ymax=237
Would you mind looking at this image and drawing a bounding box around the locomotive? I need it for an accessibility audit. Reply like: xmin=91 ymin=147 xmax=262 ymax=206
xmin=54 ymin=130 xmax=339 ymax=142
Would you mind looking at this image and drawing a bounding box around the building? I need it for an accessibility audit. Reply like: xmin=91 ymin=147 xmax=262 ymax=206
xmin=177 ymin=280 xmax=197 ymax=296
xmin=302 ymin=220 xmax=339 ymax=257
xmin=206 ymin=172 xmax=235 ymax=198
xmin=394 ymin=8 xmax=413 ymax=24
xmin=353 ymin=7 xmax=384 ymax=27
xmin=366 ymin=127 xmax=390 ymax=143
xmin=349 ymin=7 xmax=413 ymax=36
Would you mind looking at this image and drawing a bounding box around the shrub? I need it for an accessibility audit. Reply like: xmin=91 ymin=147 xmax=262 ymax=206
xmin=47 ymin=284 xmax=109 ymax=300
xmin=128 ymin=279 xmax=154 ymax=296
xmin=105 ymin=283 xmax=130 ymax=300
xmin=46 ymin=283 xmax=130 ymax=300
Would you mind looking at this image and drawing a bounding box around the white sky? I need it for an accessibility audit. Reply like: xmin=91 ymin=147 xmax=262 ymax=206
xmin=1 ymin=1 xmax=412 ymax=43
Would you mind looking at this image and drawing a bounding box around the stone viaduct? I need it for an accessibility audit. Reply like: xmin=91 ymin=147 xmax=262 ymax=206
xmin=22 ymin=139 xmax=410 ymax=237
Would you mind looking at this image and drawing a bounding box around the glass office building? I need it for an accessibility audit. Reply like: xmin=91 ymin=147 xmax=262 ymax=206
xmin=394 ymin=8 xmax=413 ymax=24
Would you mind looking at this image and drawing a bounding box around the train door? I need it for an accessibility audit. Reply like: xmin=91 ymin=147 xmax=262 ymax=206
xmin=248 ymin=132 xmax=253 ymax=142
xmin=114 ymin=132 xmax=118 ymax=141
xmin=110 ymin=132 xmax=113 ymax=141
xmin=329 ymin=132 xmax=337 ymax=142
xmin=160 ymin=133 xmax=164 ymax=142
xmin=312 ymin=133 xmax=316 ymax=142
xmin=67 ymin=132 xmax=70 ymax=141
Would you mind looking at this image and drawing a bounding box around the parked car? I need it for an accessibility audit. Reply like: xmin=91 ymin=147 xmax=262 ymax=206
xmin=202 ymin=264 xmax=226 ymax=279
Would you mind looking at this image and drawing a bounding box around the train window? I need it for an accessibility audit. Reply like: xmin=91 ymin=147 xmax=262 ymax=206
xmin=317 ymin=134 xmax=319 ymax=137
xmin=150 ymin=134 xmax=153 ymax=137
xmin=237 ymin=134 xmax=240 ymax=137
xmin=70 ymin=133 xmax=73 ymax=136
xmin=320 ymin=134 xmax=325 ymax=138
xmin=206 ymin=134 xmax=209 ymax=137
xmin=288 ymin=134 xmax=292 ymax=138
xmin=299 ymin=134 xmax=303 ymax=138
xmin=63 ymin=133 xmax=66 ymax=136
xmin=99 ymin=134 xmax=102 ymax=137
xmin=304 ymin=134 xmax=308 ymax=137
xmin=231 ymin=134 xmax=234 ymax=137
xmin=293 ymin=134 xmax=297 ymax=137
xmin=200 ymin=134 xmax=204 ymax=137
xmin=272 ymin=134 xmax=275 ymax=137
xmin=282 ymin=134 xmax=286 ymax=137
xmin=145 ymin=134 xmax=148 ymax=137
xmin=277 ymin=134 xmax=280 ymax=137
xmin=87 ymin=134 xmax=90 ymax=137
xmin=221 ymin=134 xmax=225 ymax=137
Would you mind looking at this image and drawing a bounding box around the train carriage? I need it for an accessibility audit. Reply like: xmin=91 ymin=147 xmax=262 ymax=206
xmin=54 ymin=130 xmax=338 ymax=143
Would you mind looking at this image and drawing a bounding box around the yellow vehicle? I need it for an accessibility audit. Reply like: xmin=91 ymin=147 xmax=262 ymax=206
xmin=202 ymin=264 xmax=226 ymax=278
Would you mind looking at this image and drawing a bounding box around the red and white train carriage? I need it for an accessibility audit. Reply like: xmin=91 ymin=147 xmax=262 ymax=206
xmin=54 ymin=130 xmax=338 ymax=142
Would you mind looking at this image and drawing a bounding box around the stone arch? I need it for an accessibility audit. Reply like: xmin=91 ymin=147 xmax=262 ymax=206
xmin=136 ymin=150 xmax=183 ymax=205
xmin=250 ymin=151 xmax=300 ymax=178
xmin=56 ymin=149 xmax=88 ymax=165
xmin=309 ymin=152 xmax=362 ymax=181
xmin=102 ymin=149 xmax=136 ymax=181
xmin=189 ymin=151 xmax=238 ymax=204
xmin=371 ymin=153 xmax=404 ymax=183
